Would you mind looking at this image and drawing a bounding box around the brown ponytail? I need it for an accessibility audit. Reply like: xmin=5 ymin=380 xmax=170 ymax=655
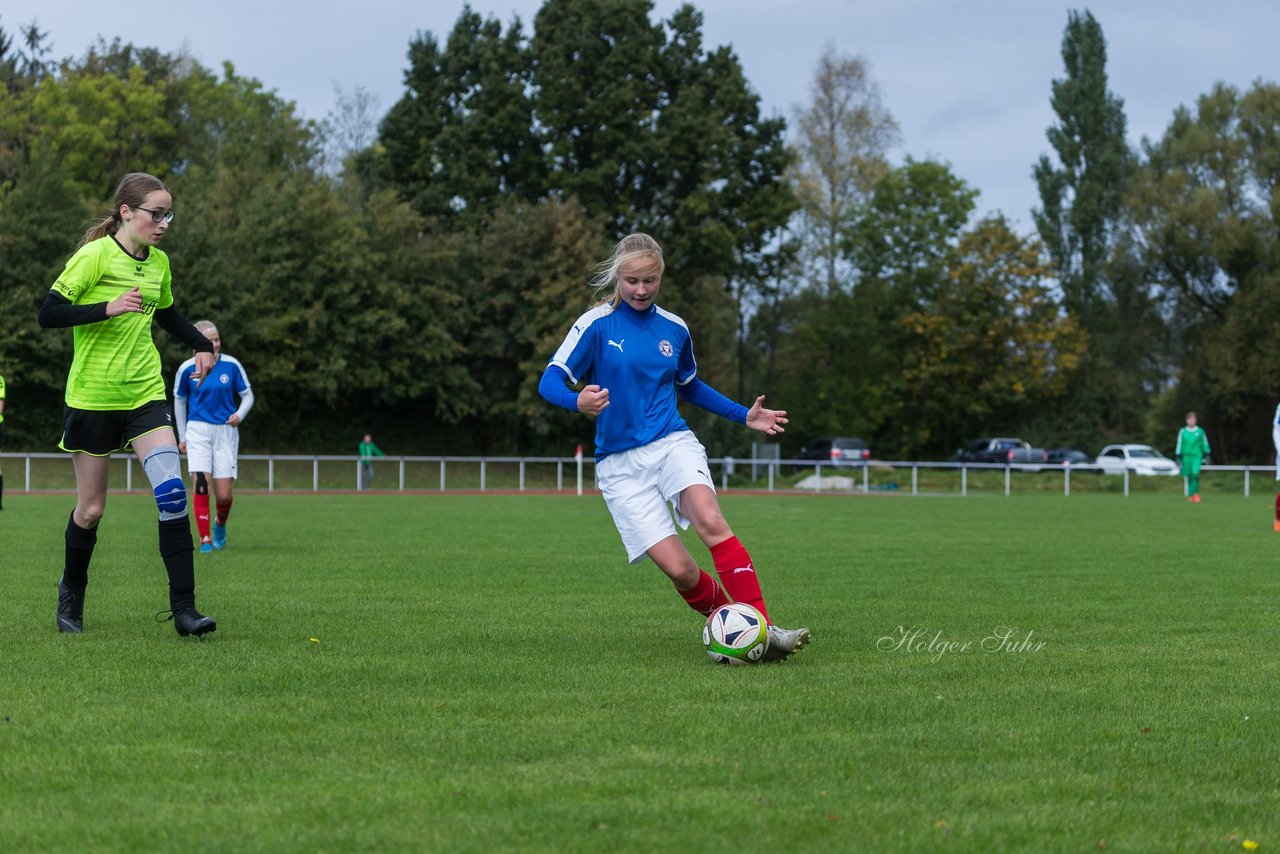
xmin=78 ymin=172 xmax=170 ymax=248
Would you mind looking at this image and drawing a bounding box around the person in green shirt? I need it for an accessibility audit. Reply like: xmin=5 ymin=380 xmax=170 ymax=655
xmin=38 ymin=172 xmax=218 ymax=637
xmin=1175 ymin=410 xmax=1211 ymax=503
xmin=359 ymin=433 xmax=385 ymax=490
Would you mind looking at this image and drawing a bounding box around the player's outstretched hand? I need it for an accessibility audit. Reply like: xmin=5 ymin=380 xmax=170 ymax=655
xmin=193 ymin=351 xmax=216 ymax=386
xmin=746 ymin=395 xmax=788 ymax=436
xmin=105 ymin=286 xmax=144 ymax=317
xmin=227 ymin=414 xmax=241 ymax=427
xmin=578 ymin=384 xmax=610 ymax=417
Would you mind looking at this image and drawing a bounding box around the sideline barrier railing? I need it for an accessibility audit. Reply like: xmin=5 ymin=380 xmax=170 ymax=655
xmin=2 ymin=452 xmax=1275 ymax=497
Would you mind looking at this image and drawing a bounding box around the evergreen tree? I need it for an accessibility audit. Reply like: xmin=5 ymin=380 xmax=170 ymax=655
xmin=1033 ymin=9 xmax=1129 ymax=326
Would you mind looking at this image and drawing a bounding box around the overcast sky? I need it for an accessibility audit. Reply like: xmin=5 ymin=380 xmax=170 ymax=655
xmin=5 ymin=0 xmax=1277 ymax=228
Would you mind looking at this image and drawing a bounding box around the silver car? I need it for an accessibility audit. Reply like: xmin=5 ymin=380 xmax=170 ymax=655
xmin=1094 ymin=444 xmax=1180 ymax=476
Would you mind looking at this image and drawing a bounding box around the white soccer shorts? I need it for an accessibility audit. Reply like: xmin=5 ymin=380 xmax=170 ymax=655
xmin=1274 ymin=426 xmax=1280 ymax=481
xmin=595 ymin=430 xmax=716 ymax=564
xmin=184 ymin=421 xmax=241 ymax=479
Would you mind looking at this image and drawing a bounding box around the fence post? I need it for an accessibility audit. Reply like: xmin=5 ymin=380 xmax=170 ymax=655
xmin=399 ymin=458 xmax=405 ymax=492
xmin=25 ymin=455 xmax=31 ymax=492
xmin=1004 ymin=465 xmax=1010 ymax=497
xmin=1123 ymin=467 xmax=1129 ymax=497
xmin=576 ymin=455 xmax=583 ymax=496
xmin=863 ymin=463 xmax=869 ymax=493
xmin=768 ymin=461 xmax=775 ymax=492
xmin=480 ymin=460 xmax=486 ymax=492
xmin=355 ymin=460 xmax=361 ymax=491
xmin=440 ymin=460 xmax=446 ymax=492
xmin=912 ymin=464 xmax=918 ymax=496
xmin=961 ymin=465 xmax=967 ymax=497
xmin=557 ymin=461 xmax=563 ymax=491
xmin=126 ymin=457 xmax=133 ymax=492
xmin=813 ymin=463 xmax=820 ymax=493
xmin=1064 ymin=465 xmax=1070 ymax=497
xmin=1244 ymin=466 xmax=1250 ymax=497
xmin=269 ymin=457 xmax=275 ymax=492
xmin=519 ymin=460 xmax=525 ymax=492
xmin=313 ymin=458 xmax=319 ymax=493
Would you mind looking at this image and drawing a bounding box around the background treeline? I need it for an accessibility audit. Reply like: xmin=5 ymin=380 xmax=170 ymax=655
xmin=0 ymin=4 xmax=1277 ymax=461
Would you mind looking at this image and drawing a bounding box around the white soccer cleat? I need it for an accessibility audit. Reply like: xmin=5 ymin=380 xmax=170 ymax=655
xmin=762 ymin=624 xmax=811 ymax=662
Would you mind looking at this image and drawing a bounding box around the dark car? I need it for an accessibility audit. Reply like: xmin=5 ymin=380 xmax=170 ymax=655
xmin=797 ymin=436 xmax=871 ymax=466
xmin=1046 ymin=448 xmax=1095 ymax=467
xmin=950 ymin=437 xmax=1049 ymax=467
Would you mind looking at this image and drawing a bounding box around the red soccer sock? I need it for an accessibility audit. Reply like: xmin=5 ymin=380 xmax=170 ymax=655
xmin=215 ymin=497 xmax=233 ymax=526
xmin=710 ymin=536 xmax=770 ymax=623
xmin=677 ymin=569 xmax=730 ymax=617
xmin=193 ymin=493 xmax=211 ymax=542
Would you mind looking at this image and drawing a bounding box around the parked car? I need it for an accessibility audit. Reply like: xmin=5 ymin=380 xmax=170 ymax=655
xmin=1093 ymin=444 xmax=1180 ymax=476
xmin=797 ymin=436 xmax=871 ymax=466
xmin=950 ymin=437 xmax=1049 ymax=467
xmin=1046 ymin=448 xmax=1095 ymax=467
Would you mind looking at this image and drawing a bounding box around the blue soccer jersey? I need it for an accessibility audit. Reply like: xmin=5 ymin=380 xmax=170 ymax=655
xmin=549 ymin=301 xmax=697 ymax=458
xmin=174 ymin=354 xmax=251 ymax=425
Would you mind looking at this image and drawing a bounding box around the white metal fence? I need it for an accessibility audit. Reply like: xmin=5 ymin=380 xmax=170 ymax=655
xmin=2 ymin=452 xmax=1276 ymax=497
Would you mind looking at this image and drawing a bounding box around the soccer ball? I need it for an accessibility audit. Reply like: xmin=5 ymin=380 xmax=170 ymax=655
xmin=703 ymin=603 xmax=768 ymax=665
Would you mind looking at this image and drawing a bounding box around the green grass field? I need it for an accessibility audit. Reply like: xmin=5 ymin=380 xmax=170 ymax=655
xmin=1 ymin=490 xmax=1277 ymax=851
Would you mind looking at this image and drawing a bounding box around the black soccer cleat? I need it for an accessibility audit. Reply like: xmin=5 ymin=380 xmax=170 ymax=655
xmin=156 ymin=607 xmax=218 ymax=637
xmin=56 ymin=579 xmax=85 ymax=633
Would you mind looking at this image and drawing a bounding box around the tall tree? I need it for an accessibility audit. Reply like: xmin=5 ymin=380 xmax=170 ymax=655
xmin=1033 ymin=9 xmax=1129 ymax=326
xmin=374 ymin=6 xmax=543 ymax=225
xmin=894 ymin=218 xmax=1083 ymax=456
xmin=453 ymin=197 xmax=606 ymax=452
xmin=790 ymin=45 xmax=898 ymax=297
xmin=1130 ymin=81 xmax=1280 ymax=460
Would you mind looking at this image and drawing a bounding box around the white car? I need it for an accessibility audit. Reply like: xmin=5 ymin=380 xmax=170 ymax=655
xmin=1094 ymin=444 xmax=1180 ymax=476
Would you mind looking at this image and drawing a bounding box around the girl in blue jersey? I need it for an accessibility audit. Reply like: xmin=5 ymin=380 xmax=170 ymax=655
xmin=175 ymin=320 xmax=254 ymax=553
xmin=540 ymin=234 xmax=810 ymax=661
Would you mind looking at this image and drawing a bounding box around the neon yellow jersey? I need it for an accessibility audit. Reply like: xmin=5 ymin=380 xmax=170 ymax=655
xmin=0 ymin=372 xmax=6 ymax=423
xmin=50 ymin=236 xmax=174 ymax=410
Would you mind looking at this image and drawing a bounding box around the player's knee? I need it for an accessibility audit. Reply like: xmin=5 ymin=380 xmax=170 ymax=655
xmin=691 ymin=510 xmax=732 ymax=544
xmin=194 ymin=472 xmax=209 ymax=496
xmin=77 ymin=502 xmax=105 ymax=528
xmin=143 ymin=446 xmax=187 ymax=521
xmin=672 ymin=562 xmax=701 ymax=589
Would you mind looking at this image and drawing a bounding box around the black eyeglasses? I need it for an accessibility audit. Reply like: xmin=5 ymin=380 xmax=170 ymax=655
xmin=133 ymin=206 xmax=175 ymax=224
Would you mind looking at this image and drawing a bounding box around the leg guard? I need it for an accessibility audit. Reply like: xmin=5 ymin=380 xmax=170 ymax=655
xmin=143 ymin=447 xmax=188 ymax=520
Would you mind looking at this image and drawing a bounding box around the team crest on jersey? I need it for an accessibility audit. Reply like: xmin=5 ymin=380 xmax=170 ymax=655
xmin=658 ymin=339 xmax=674 ymax=357
xmin=220 ymin=373 xmax=230 ymax=384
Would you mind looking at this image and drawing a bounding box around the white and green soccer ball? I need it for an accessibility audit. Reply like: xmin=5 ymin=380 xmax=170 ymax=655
xmin=703 ymin=603 xmax=768 ymax=665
